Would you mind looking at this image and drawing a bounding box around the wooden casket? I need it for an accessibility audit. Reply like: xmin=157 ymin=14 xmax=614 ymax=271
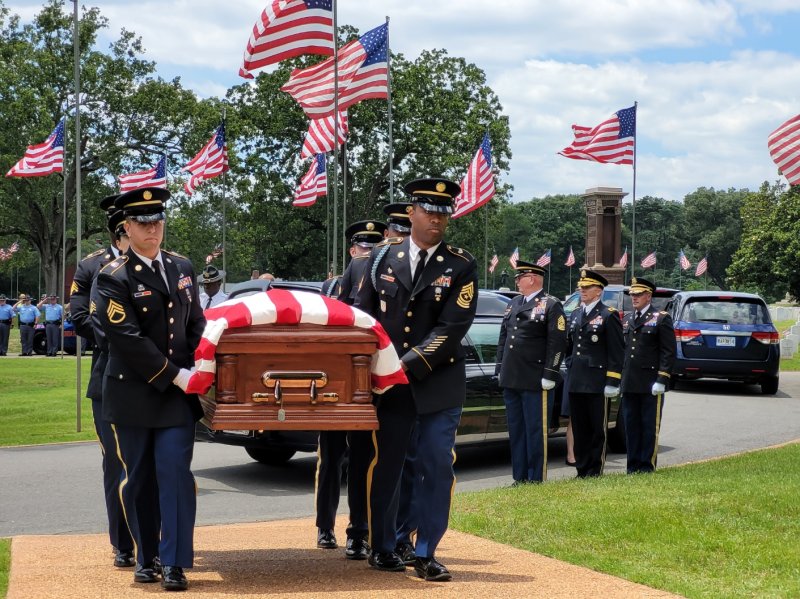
xmin=200 ymin=323 xmax=379 ymax=431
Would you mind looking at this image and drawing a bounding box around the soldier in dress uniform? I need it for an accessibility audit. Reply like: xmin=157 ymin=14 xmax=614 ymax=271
xmin=495 ymin=260 xmax=568 ymax=484
xmin=383 ymin=202 xmax=412 ymax=238
xmin=37 ymin=293 xmax=64 ymax=356
xmin=315 ymin=219 xmax=385 ymax=560
xmin=198 ymin=265 xmax=227 ymax=309
xmin=621 ymin=277 xmax=676 ymax=473
xmin=94 ymin=187 xmax=206 ymax=592
xmin=69 ymin=195 xmax=138 ymax=568
xmin=565 ymin=269 xmax=624 ymax=478
xmin=355 ymin=177 xmax=478 ymax=582
xmin=0 ymin=294 xmax=14 ymax=356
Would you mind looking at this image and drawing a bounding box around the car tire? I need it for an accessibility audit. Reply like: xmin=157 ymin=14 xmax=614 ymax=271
xmin=33 ymin=332 xmax=47 ymax=355
xmin=607 ymin=408 xmax=627 ymax=454
xmin=760 ymin=375 xmax=779 ymax=395
xmin=245 ymin=447 xmax=296 ymax=466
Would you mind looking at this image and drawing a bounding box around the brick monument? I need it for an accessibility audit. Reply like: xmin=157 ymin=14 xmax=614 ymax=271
xmin=581 ymin=186 xmax=626 ymax=285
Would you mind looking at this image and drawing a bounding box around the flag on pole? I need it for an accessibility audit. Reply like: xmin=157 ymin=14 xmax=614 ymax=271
xmin=239 ymin=0 xmax=334 ymax=79
xmin=0 ymin=241 xmax=20 ymax=261
xmin=619 ymin=246 xmax=629 ymax=268
xmin=293 ymin=153 xmax=327 ymax=206
xmin=695 ymin=256 xmax=708 ymax=277
xmin=767 ymin=113 xmax=800 ymax=186
xmin=565 ymin=246 xmax=576 ymax=267
xmin=5 ymin=120 xmax=65 ymax=177
xmin=118 ymin=156 xmax=167 ymax=193
xmin=489 ymin=254 xmax=499 ymax=273
xmin=679 ymin=250 xmax=692 ymax=271
xmin=281 ymin=22 xmax=388 ymax=118
xmin=641 ymin=251 xmax=657 ymax=269
xmin=558 ymin=105 xmax=636 ymax=166
xmin=205 ymin=244 xmax=224 ymax=265
xmin=536 ymin=249 xmax=552 ymax=267
xmin=453 ymin=133 xmax=495 ymax=219
xmin=509 ymin=247 xmax=519 ymax=268
xmin=300 ymin=111 xmax=349 ymax=158
xmin=182 ymin=123 xmax=229 ymax=195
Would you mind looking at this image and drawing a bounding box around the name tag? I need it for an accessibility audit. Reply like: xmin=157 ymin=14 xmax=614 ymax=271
xmin=134 ymin=291 xmax=152 ymax=298
xmin=380 ymin=274 xmax=396 ymax=283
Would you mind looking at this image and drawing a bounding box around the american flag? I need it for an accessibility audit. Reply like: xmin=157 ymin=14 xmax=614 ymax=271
xmin=118 ymin=156 xmax=167 ymax=193
xmin=679 ymin=250 xmax=692 ymax=271
xmin=509 ymin=247 xmax=519 ymax=269
xmin=536 ymin=249 xmax=552 ymax=267
xmin=300 ymin=111 xmax=348 ymax=158
xmin=183 ymin=123 xmax=229 ymax=195
xmin=281 ymin=22 xmax=388 ymax=118
xmin=0 ymin=241 xmax=20 ymax=261
xmin=293 ymin=153 xmax=327 ymax=206
xmin=239 ymin=0 xmax=334 ymax=79
xmin=453 ymin=133 xmax=495 ymax=219
xmin=641 ymin=250 xmax=657 ymax=269
xmin=565 ymin=246 xmax=576 ymax=267
xmin=619 ymin=247 xmax=629 ymax=268
xmin=695 ymin=256 xmax=708 ymax=277
xmin=558 ymin=105 xmax=636 ymax=166
xmin=488 ymin=254 xmax=499 ymax=273
xmin=767 ymin=113 xmax=800 ymax=186
xmin=5 ymin=120 xmax=65 ymax=178
xmin=205 ymin=244 xmax=223 ymax=265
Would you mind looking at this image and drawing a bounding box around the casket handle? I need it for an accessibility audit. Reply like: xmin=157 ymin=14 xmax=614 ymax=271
xmin=261 ymin=371 xmax=328 ymax=389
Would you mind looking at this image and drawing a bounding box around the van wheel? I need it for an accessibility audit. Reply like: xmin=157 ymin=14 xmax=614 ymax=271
xmin=760 ymin=376 xmax=779 ymax=395
xmin=245 ymin=447 xmax=296 ymax=465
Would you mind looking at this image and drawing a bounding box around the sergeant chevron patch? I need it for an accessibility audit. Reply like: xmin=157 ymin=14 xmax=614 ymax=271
xmin=107 ymin=299 xmax=126 ymax=324
xmin=457 ymin=282 xmax=474 ymax=309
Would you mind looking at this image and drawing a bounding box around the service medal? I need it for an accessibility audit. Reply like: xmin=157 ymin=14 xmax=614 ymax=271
xmin=591 ymin=334 xmax=599 ymax=342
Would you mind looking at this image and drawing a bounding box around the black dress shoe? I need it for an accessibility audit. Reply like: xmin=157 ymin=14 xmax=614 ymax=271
xmin=565 ymin=459 xmax=577 ymax=467
xmin=368 ymin=551 xmax=406 ymax=572
xmin=113 ymin=549 xmax=135 ymax=568
xmin=134 ymin=562 xmax=159 ymax=583
xmin=414 ymin=556 xmax=452 ymax=581
xmin=345 ymin=537 xmax=370 ymax=560
xmin=161 ymin=565 xmax=188 ymax=591
xmin=317 ymin=528 xmax=337 ymax=549
xmin=395 ymin=542 xmax=416 ymax=566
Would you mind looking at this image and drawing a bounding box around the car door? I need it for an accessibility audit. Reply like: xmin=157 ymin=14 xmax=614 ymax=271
xmin=456 ymin=320 xmax=501 ymax=445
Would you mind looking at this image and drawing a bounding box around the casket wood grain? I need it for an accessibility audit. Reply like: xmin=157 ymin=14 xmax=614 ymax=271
xmin=200 ymin=324 xmax=379 ymax=431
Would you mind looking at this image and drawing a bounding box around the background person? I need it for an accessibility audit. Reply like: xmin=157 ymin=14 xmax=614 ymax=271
xmin=0 ymin=294 xmax=14 ymax=355
xmin=13 ymin=293 xmax=39 ymax=355
xmin=198 ymin=265 xmax=227 ymax=309
xmin=38 ymin=293 xmax=64 ymax=356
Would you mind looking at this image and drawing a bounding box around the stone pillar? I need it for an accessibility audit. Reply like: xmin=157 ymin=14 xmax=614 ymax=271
xmin=582 ymin=187 xmax=627 ymax=285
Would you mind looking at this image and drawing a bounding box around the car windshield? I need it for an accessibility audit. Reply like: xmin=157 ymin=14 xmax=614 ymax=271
xmin=466 ymin=321 xmax=501 ymax=364
xmin=679 ymin=299 xmax=771 ymax=325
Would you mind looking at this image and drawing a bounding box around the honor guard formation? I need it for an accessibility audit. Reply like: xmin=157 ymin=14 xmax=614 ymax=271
xmin=43 ymin=176 xmax=680 ymax=591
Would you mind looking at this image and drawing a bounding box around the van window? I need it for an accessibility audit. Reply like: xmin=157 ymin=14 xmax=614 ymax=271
xmin=465 ymin=321 xmax=501 ymax=364
xmin=680 ymin=299 xmax=771 ymax=325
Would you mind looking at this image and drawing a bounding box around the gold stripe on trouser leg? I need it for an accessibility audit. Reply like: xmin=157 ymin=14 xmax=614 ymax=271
xmin=111 ymin=423 xmax=137 ymax=558
xmin=313 ymin=435 xmax=322 ymax=512
xmin=449 ymin=445 xmax=458 ymax=504
xmin=365 ymin=430 xmax=379 ymax=548
xmin=600 ymin=395 xmax=609 ymax=474
xmin=650 ymin=393 xmax=664 ymax=470
xmin=541 ymin=389 xmax=548 ymax=481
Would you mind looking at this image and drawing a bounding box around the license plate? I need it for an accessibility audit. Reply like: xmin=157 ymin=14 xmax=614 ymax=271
xmin=716 ymin=336 xmax=736 ymax=347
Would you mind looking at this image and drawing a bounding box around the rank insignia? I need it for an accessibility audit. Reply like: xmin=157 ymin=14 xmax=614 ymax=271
xmin=89 ymin=300 xmax=96 ymax=314
xmin=107 ymin=299 xmax=126 ymax=324
xmin=177 ymin=276 xmax=193 ymax=290
xmin=457 ymin=281 xmax=474 ymax=309
xmin=70 ymin=281 xmax=79 ymax=294
xmin=557 ymin=315 xmax=566 ymax=331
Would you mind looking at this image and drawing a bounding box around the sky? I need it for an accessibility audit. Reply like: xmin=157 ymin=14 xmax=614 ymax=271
xmin=8 ymin=0 xmax=800 ymax=204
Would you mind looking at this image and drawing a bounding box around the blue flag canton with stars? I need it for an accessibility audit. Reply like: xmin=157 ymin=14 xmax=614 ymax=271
xmin=359 ymin=22 xmax=388 ymax=66
xmin=616 ymin=106 xmax=636 ymax=138
xmin=304 ymin=0 xmax=332 ymax=10
xmin=51 ymin=120 xmax=66 ymax=148
xmin=480 ymin=133 xmax=493 ymax=166
xmin=315 ymin=153 xmax=326 ymax=174
xmin=154 ymin=156 xmax=166 ymax=178
xmin=215 ymin=123 xmax=226 ymax=149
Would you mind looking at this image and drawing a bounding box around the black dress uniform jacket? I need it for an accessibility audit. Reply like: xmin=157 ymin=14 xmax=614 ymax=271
xmin=71 ymin=247 xmax=117 ymax=401
xmin=94 ymin=250 xmax=206 ymax=427
xmin=338 ymin=255 xmax=370 ymax=305
xmin=354 ymin=237 xmax=479 ymax=414
xmin=621 ymin=306 xmax=676 ymax=394
xmin=495 ymin=290 xmax=568 ymax=390
xmin=566 ymin=301 xmax=625 ymax=392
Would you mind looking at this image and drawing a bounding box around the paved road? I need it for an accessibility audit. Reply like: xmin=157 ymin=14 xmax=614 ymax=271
xmin=2 ymin=374 xmax=799 ymax=537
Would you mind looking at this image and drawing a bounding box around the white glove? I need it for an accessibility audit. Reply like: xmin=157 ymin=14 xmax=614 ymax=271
xmin=603 ymin=385 xmax=620 ymax=398
xmin=541 ymin=378 xmax=556 ymax=390
xmin=651 ymin=382 xmax=666 ymax=395
xmin=172 ymin=367 xmax=195 ymax=392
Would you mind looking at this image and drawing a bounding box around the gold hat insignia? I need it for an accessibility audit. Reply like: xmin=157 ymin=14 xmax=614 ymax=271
xmin=581 ymin=269 xmax=586 ymax=277
xmin=436 ymin=182 xmax=446 ymax=192
xmin=366 ymin=222 xmax=375 ymax=231
xmin=631 ymin=277 xmax=637 ymax=284
xmin=143 ymin=190 xmax=152 ymax=200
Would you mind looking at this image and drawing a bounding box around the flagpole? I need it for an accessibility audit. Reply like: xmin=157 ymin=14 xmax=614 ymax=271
xmin=386 ymin=15 xmax=394 ymax=202
xmin=72 ymin=0 xmax=82 ymax=431
xmin=483 ymin=207 xmax=488 ymax=288
xmin=221 ymin=107 xmax=227 ymax=286
xmin=331 ymin=0 xmax=340 ymax=275
xmin=547 ymin=260 xmax=551 ymax=294
xmin=631 ymin=100 xmax=638 ymax=279
xmin=342 ymin=138 xmax=347 ymax=269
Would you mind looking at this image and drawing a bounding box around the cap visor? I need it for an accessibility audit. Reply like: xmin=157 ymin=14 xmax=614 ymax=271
xmin=416 ymin=201 xmax=453 ymax=214
xmin=130 ymin=212 xmax=165 ymax=223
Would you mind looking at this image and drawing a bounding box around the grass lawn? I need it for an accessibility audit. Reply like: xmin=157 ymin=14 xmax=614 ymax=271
xmin=0 ymin=357 xmax=95 ymax=446
xmin=0 ymin=539 xmax=8 ymax=599
xmin=452 ymin=443 xmax=800 ymax=599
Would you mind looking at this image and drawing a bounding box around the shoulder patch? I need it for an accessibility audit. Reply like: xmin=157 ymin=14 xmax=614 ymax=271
xmin=376 ymin=237 xmax=403 ymax=247
xmin=446 ymin=245 xmax=474 ymax=262
xmin=82 ymin=248 xmax=104 ymax=261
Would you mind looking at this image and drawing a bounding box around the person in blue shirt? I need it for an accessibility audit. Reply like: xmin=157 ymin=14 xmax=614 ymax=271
xmin=38 ymin=294 xmax=65 ymax=356
xmin=0 ymin=294 xmax=16 ymax=356
xmin=13 ymin=293 xmax=40 ymax=355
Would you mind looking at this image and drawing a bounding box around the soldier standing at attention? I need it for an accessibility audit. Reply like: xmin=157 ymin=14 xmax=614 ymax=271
xmin=95 ymin=187 xmax=206 ymax=592
xmin=0 ymin=294 xmax=14 ymax=356
xmin=355 ymin=178 xmax=478 ymax=582
xmin=565 ymin=270 xmax=624 ymax=478
xmin=38 ymin=293 xmax=64 ymax=356
xmin=495 ymin=259 xmax=567 ymax=484
xmin=315 ymin=219 xmax=385 ymax=560
xmin=13 ymin=293 xmax=40 ymax=355
xmin=621 ymin=277 xmax=676 ymax=473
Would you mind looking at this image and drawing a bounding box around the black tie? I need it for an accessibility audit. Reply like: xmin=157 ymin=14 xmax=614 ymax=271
xmin=205 ymin=296 xmax=213 ymax=310
xmin=412 ymin=249 xmax=428 ymax=288
xmin=152 ymin=260 xmax=166 ymax=290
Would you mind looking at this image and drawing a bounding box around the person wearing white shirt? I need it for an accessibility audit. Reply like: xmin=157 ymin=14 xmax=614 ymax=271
xmin=198 ymin=265 xmax=227 ymax=309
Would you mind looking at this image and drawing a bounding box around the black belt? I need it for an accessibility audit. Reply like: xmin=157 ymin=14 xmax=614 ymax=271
xmin=20 ymin=322 xmax=34 ymax=327
xmin=46 ymin=320 xmax=61 ymax=324
xmin=0 ymin=320 xmax=11 ymax=325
